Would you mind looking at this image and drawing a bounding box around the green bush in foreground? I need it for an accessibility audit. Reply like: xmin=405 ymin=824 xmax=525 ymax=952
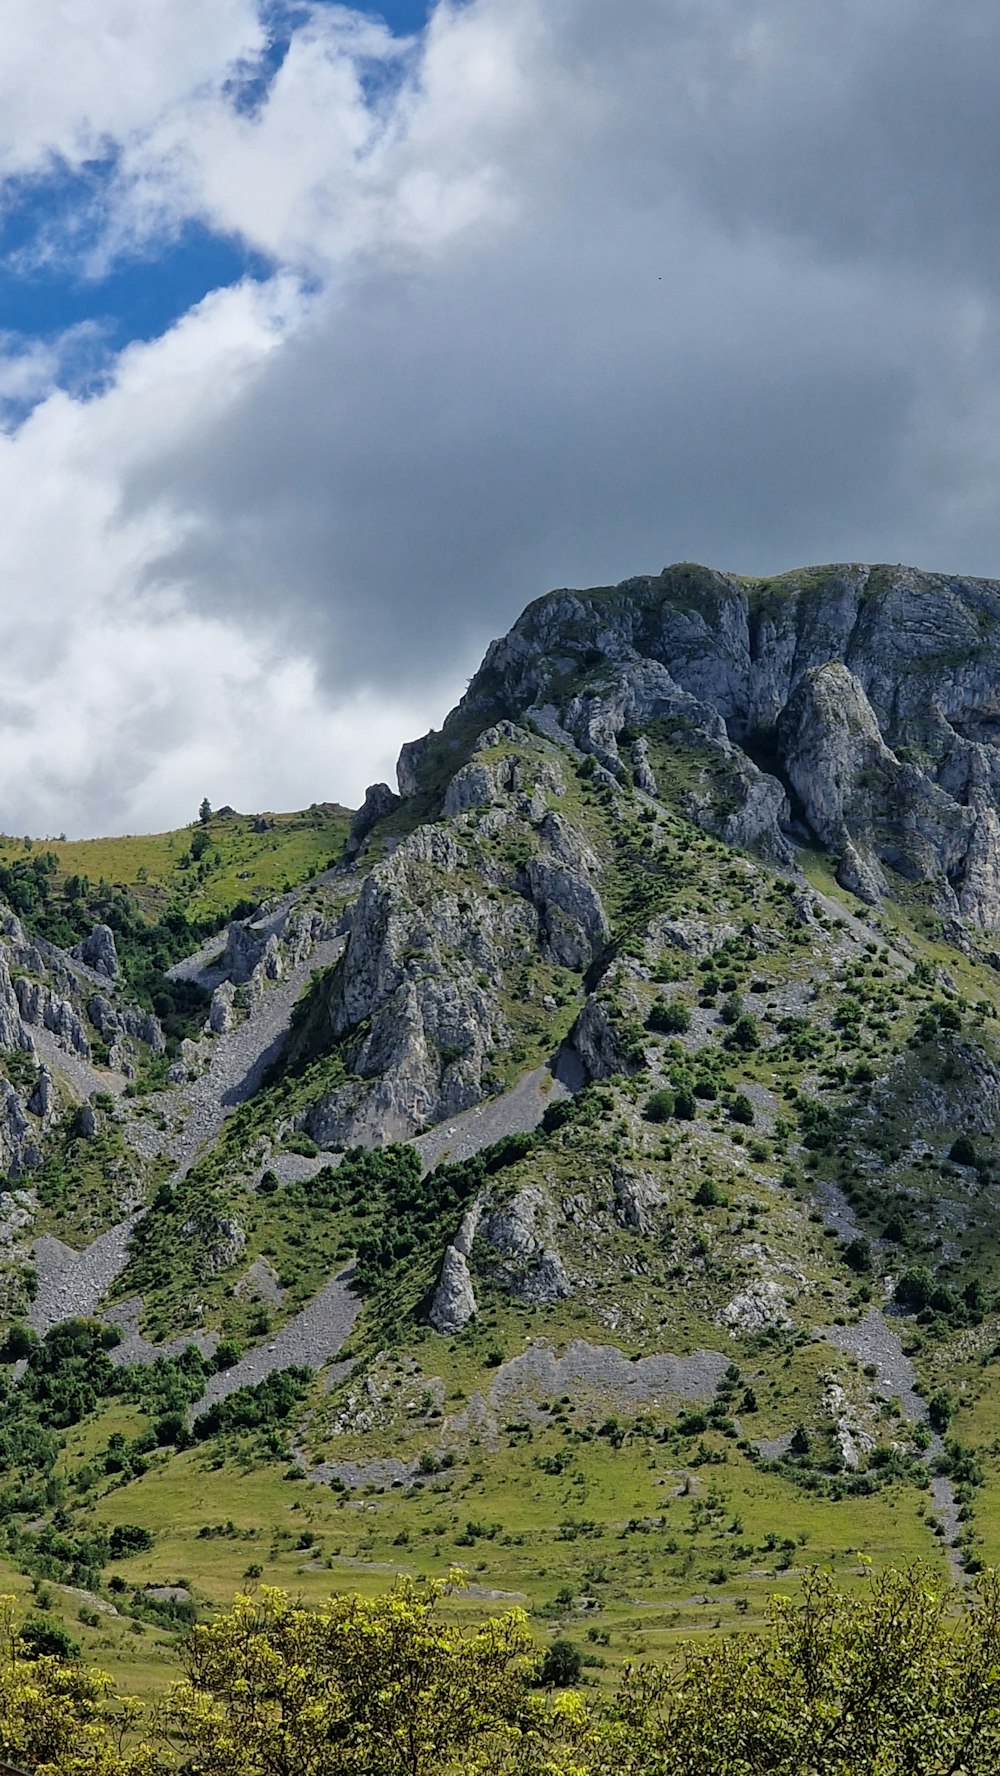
xmin=11 ymin=1564 xmax=1000 ymax=1772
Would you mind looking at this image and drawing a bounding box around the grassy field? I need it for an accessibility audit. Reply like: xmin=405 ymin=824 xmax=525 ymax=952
xmin=42 ymin=1383 xmax=947 ymax=1707
xmin=0 ymin=804 xmax=352 ymax=928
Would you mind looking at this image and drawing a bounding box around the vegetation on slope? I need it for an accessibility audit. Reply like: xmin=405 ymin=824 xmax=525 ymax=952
xmin=0 ymin=805 xmax=351 ymax=1049
xmin=4 ymin=1565 xmax=1000 ymax=1773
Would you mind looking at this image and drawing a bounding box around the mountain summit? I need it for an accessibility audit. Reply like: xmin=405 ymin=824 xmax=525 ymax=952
xmin=395 ymin=561 xmax=1000 ymax=927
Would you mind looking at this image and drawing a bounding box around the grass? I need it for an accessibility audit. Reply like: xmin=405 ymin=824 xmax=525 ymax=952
xmin=0 ymin=805 xmax=352 ymax=929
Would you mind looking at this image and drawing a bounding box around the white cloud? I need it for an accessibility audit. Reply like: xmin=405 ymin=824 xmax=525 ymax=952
xmin=0 ymin=0 xmax=263 ymax=181
xmin=3 ymin=0 xmax=1000 ymax=836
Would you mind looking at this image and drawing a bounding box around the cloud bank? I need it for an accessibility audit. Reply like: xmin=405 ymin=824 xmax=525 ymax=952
xmin=2 ymin=0 xmax=1000 ymax=832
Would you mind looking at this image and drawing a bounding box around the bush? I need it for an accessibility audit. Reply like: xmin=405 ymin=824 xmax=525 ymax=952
xmin=895 ymin=1266 xmax=934 ymax=1312
xmin=154 ymin=1412 xmax=188 ymax=1448
xmin=0 ymin=1322 xmax=38 ymax=1362
xmin=109 ymin=1524 xmax=154 ymax=1559
xmin=928 ymin=1391 xmax=952 ymax=1433
xmin=729 ymin=1092 xmax=755 ymax=1126
xmin=949 ymin=1135 xmax=978 ymax=1167
xmin=642 ymin=1089 xmax=675 ymax=1123
xmin=693 ymin=1178 xmax=727 ymax=1208
xmin=723 ymin=1014 xmax=760 ymax=1052
xmin=647 ymin=1000 xmax=691 ymax=1035
xmin=842 ymin=1237 xmax=872 ymax=1274
xmin=537 ymin=1638 xmax=582 ymax=1688
xmin=673 ymin=1086 xmax=696 ymax=1120
xmin=19 ymin=1616 xmax=81 ymax=1660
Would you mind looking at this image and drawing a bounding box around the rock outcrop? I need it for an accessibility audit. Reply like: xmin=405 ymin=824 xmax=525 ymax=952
xmin=428 ymin=1203 xmax=482 ymax=1334
xmin=14 ymin=978 xmax=90 ymax=1057
xmin=74 ymin=924 xmax=119 ymax=979
xmin=395 ymin=561 xmax=1000 ymax=931
xmin=345 ymin=782 xmax=401 ymax=859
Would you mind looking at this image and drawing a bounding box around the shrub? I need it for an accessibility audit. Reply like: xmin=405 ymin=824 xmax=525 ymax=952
xmin=538 ymin=1639 xmax=583 ymax=1688
xmin=693 ymin=1178 xmax=727 ymax=1208
xmin=109 ymin=1524 xmax=154 ymax=1559
xmin=949 ymin=1135 xmax=978 ymax=1167
xmin=842 ymin=1237 xmax=872 ymax=1274
xmin=18 ymin=1616 xmax=81 ymax=1661
xmin=647 ymin=1000 xmax=691 ymax=1035
xmin=895 ymin=1266 xmax=934 ymax=1312
xmin=729 ymin=1093 xmax=755 ymax=1126
xmin=928 ymin=1391 xmax=952 ymax=1433
xmin=0 ymin=1322 xmax=38 ymax=1362
xmin=642 ymin=1089 xmax=675 ymax=1123
xmin=673 ymin=1086 xmax=696 ymax=1120
xmin=723 ymin=1014 xmax=760 ymax=1052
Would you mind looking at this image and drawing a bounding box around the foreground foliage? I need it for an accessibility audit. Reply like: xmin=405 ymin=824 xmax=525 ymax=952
xmin=8 ymin=1565 xmax=1000 ymax=1771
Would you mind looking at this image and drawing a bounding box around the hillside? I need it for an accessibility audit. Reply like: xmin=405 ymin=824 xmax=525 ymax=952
xmin=3 ymin=560 xmax=1000 ymax=1698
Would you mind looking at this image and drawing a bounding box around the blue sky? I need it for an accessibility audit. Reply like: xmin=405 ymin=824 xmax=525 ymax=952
xmin=0 ymin=0 xmax=430 ymax=400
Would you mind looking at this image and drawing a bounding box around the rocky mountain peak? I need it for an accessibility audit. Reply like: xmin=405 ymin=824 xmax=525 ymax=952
xmin=394 ymin=561 xmax=1000 ymax=933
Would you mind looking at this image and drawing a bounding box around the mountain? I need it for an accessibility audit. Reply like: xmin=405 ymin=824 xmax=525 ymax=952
xmin=2 ymin=561 xmax=1000 ymax=1697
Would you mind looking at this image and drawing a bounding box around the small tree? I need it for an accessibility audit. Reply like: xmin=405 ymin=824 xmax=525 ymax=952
xmin=538 ymin=1639 xmax=582 ymax=1689
xmin=165 ymin=1576 xmax=546 ymax=1776
xmin=199 ymin=797 xmax=212 ymax=825
xmin=724 ymin=1014 xmax=760 ymax=1053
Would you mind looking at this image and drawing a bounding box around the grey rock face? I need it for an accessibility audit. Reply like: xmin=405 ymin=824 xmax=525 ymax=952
xmin=27 ymin=1068 xmax=54 ymax=1122
xmin=443 ymin=725 xmax=565 ymax=818
xmin=88 ymin=995 xmax=118 ymax=1043
xmin=208 ymin=980 xmax=238 ymax=1034
xmin=422 ymin=561 xmax=1000 ymax=929
xmin=429 ymin=1201 xmax=482 ymax=1333
xmin=611 ymin=1166 xmax=662 ymax=1232
xmin=304 ymin=831 xmax=533 ymax=1147
xmin=222 ymin=921 xmax=278 ymax=986
xmin=0 ymin=1079 xmax=41 ymax=1175
xmin=568 ymin=996 xmax=637 ymax=1081
xmin=181 ymin=1213 xmax=247 ymax=1277
xmin=74 ymin=1102 xmax=98 ymax=1138
xmin=14 ymin=978 xmax=90 ymax=1057
xmin=0 ymin=953 xmax=33 ymax=1056
xmin=720 ymin=1280 xmax=792 ymax=1334
xmin=428 ymin=1245 xmax=478 ymax=1333
xmin=74 ymin=924 xmax=119 ymax=978
xmin=479 ymin=1186 xmax=571 ymax=1305
xmin=89 ymin=994 xmax=165 ymax=1056
xmin=630 ymin=737 xmax=657 ymax=795
xmin=523 ymin=813 xmax=608 ymax=969
xmin=345 ymin=781 xmax=401 ymax=858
